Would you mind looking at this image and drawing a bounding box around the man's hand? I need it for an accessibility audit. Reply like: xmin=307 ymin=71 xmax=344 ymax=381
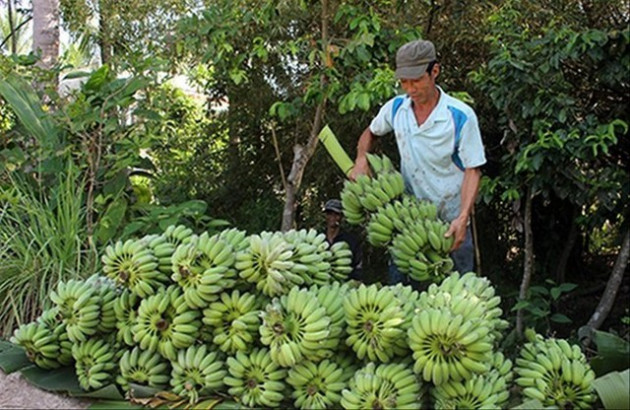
xmin=445 ymin=216 xmax=468 ymax=251
xmin=349 ymin=156 xmax=370 ymax=181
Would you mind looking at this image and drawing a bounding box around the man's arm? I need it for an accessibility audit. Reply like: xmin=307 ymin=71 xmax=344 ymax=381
xmin=349 ymin=127 xmax=376 ymax=180
xmin=446 ymin=167 xmax=481 ymax=250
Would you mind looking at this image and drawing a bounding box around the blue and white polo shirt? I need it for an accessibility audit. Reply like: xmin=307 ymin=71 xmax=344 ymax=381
xmin=369 ymin=87 xmax=486 ymax=222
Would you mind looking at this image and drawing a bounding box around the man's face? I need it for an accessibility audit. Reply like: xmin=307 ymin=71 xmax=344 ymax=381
xmin=399 ymin=64 xmax=439 ymax=104
xmin=325 ymin=210 xmax=342 ymax=228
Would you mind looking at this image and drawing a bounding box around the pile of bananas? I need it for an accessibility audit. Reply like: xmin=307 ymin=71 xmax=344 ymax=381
xmin=340 ymin=153 xmax=405 ymax=225
xmin=341 ymin=360 xmax=425 ymax=409
xmin=515 ymin=329 xmax=597 ymax=408
xmin=10 ymin=221 xmax=602 ymax=409
xmin=344 ymin=284 xmax=406 ymax=362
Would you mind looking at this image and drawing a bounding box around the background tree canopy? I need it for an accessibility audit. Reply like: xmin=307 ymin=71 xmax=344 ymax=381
xmin=0 ymin=0 xmax=628 ymax=340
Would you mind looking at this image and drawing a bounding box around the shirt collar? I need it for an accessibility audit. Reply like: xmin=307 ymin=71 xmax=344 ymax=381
xmin=400 ymin=86 xmax=449 ymax=123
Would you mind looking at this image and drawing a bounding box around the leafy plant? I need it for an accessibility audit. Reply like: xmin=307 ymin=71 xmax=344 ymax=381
xmin=0 ymin=162 xmax=99 ymax=337
xmin=511 ymin=279 xmax=578 ymax=333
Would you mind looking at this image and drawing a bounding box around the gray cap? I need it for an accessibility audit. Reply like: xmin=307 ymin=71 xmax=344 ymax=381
xmin=324 ymin=199 xmax=343 ymax=214
xmin=395 ymin=40 xmax=436 ymax=80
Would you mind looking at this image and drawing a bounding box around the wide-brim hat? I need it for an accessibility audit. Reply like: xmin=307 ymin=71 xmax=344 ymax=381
xmin=395 ymin=40 xmax=436 ymax=80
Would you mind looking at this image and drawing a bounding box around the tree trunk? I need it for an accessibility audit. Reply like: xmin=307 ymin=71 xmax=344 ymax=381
xmin=98 ymin=0 xmax=112 ymax=65
xmin=8 ymin=0 xmax=17 ymax=54
xmin=32 ymin=0 xmax=59 ymax=72
xmin=281 ymin=102 xmax=326 ymax=231
xmin=280 ymin=0 xmax=329 ymax=231
xmin=585 ymin=228 xmax=630 ymax=330
xmin=516 ymin=186 xmax=535 ymax=338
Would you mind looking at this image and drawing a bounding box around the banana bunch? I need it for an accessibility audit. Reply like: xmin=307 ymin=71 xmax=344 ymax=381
xmin=10 ymin=319 xmax=63 ymax=369
xmin=366 ymin=152 xmax=396 ymax=174
xmin=117 ymin=346 xmax=170 ymax=391
xmin=37 ymin=307 xmax=73 ymax=365
xmin=170 ymin=344 xmax=227 ymax=405
xmin=225 ymin=347 xmax=288 ymax=408
xmin=390 ymin=283 xmax=421 ymax=356
xmin=102 ymin=238 xmax=167 ymax=297
xmin=49 ymin=278 xmax=102 ymax=343
xmin=163 ymin=224 xmax=195 ymax=246
xmin=216 ymin=227 xmax=250 ymax=286
xmin=307 ymin=282 xmax=349 ymax=361
xmin=113 ymin=289 xmax=139 ymax=346
xmin=340 ymin=360 xmax=425 ymax=409
xmin=340 ymin=169 xmax=405 ymax=225
xmin=260 ymin=286 xmax=331 ymax=367
xmin=408 ymin=308 xmax=494 ymax=386
xmin=515 ymin=330 xmax=596 ymax=408
xmin=344 ymin=284 xmax=406 ymax=362
xmin=432 ymin=351 xmax=513 ymax=409
xmin=86 ymin=274 xmax=118 ymax=334
xmin=235 ymin=231 xmax=304 ymax=297
xmin=366 ymin=195 xmax=439 ymax=247
xmin=287 ymin=358 xmax=352 ymax=409
xmin=326 ymin=241 xmax=353 ymax=281
xmin=141 ymin=233 xmax=176 ymax=276
xmin=202 ymin=289 xmax=261 ymax=354
xmin=72 ymin=337 xmax=118 ymax=391
xmin=390 ymin=218 xmax=454 ymax=282
xmin=425 ymin=272 xmax=509 ymax=339
xmin=283 ymin=228 xmax=332 ymax=286
xmin=171 ymin=232 xmax=236 ymax=309
xmin=133 ymin=286 xmax=201 ymax=360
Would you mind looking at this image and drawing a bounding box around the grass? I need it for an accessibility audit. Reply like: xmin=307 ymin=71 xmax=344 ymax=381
xmin=0 ymin=163 xmax=99 ymax=337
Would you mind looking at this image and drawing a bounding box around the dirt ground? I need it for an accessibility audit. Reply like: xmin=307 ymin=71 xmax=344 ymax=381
xmin=0 ymin=369 xmax=92 ymax=409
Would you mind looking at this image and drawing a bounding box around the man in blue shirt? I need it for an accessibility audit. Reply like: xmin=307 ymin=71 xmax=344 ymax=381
xmin=349 ymin=39 xmax=486 ymax=277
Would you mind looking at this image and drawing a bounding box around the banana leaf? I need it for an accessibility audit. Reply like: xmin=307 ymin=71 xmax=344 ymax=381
xmin=19 ymin=365 xmax=124 ymax=400
xmin=0 ymin=341 xmax=32 ymax=373
xmin=590 ymin=329 xmax=630 ymax=376
xmin=0 ymin=73 xmax=59 ymax=150
xmin=593 ymin=369 xmax=630 ymax=410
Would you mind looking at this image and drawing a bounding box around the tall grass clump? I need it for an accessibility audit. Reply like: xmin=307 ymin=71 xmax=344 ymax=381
xmin=0 ymin=163 xmax=99 ymax=337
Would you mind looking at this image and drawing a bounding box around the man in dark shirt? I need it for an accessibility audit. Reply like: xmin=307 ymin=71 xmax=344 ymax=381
xmin=323 ymin=199 xmax=363 ymax=281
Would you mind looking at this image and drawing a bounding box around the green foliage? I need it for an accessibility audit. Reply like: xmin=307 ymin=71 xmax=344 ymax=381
xmin=511 ymin=279 xmax=578 ymax=333
xmin=0 ymin=162 xmax=98 ymax=337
